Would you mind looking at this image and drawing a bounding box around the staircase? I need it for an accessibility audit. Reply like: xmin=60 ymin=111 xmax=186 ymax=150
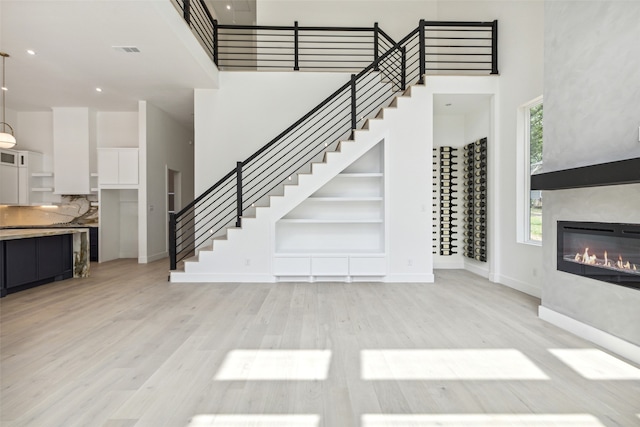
xmin=169 ymin=17 xmax=499 ymax=283
xmin=171 ymin=83 xmax=428 ymax=282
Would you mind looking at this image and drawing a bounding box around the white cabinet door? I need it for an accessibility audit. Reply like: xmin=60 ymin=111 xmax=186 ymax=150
xmin=274 ymin=257 xmax=311 ymax=275
xmin=118 ymin=150 xmax=138 ymax=185
xmin=98 ymin=150 xmax=119 ymax=185
xmin=98 ymin=148 xmax=138 ymax=187
xmin=0 ymin=164 xmax=18 ymax=204
xmin=52 ymin=107 xmax=91 ymax=194
xmin=311 ymin=257 xmax=349 ymax=275
xmin=349 ymin=257 xmax=386 ymax=275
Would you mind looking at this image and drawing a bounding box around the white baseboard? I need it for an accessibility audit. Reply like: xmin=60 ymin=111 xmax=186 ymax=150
xmin=465 ymin=262 xmax=489 ymax=279
xmin=170 ymin=272 xmax=276 ymax=283
xmin=495 ymin=274 xmax=541 ymax=298
xmin=384 ymin=273 xmax=435 ymax=283
xmin=138 ymin=251 xmax=168 ymax=264
xmin=538 ymin=306 xmax=640 ymax=365
xmin=433 ymin=260 xmax=465 ymax=269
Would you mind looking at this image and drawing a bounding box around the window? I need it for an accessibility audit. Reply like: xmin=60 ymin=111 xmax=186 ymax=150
xmin=517 ymin=96 xmax=543 ymax=245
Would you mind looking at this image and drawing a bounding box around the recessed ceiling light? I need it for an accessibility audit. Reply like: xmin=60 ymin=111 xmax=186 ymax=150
xmin=95 ymin=87 xmax=103 ymax=92
xmin=26 ymin=49 xmax=36 ymax=55
xmin=1 ymin=86 xmax=7 ymax=91
xmin=226 ymin=4 xmax=231 ymax=9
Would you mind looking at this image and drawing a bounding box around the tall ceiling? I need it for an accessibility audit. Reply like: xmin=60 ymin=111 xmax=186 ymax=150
xmin=0 ymin=0 xmax=219 ymax=129
xmin=206 ymin=0 xmax=256 ymax=25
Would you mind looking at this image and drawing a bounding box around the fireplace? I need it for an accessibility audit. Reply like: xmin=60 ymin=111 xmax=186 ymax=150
xmin=557 ymin=221 xmax=640 ymax=289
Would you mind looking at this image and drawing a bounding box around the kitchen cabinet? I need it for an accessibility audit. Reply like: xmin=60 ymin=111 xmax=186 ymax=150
xmin=90 ymin=227 xmax=99 ymax=261
xmin=17 ymin=151 xmax=46 ymax=205
xmin=98 ymin=148 xmax=138 ymax=187
xmin=52 ymin=107 xmax=94 ymax=194
xmin=1 ymin=234 xmax=73 ymax=294
xmin=1 ymin=149 xmax=19 ymax=204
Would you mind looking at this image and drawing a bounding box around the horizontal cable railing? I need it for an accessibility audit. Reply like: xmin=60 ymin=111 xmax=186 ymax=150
xmin=423 ymin=21 xmax=498 ymax=75
xmin=172 ymin=0 xmax=215 ymax=60
xmin=169 ymin=18 xmax=499 ymax=269
xmin=215 ymin=22 xmax=396 ymax=71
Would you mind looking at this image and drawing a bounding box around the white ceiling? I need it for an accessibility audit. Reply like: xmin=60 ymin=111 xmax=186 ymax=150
xmin=206 ymin=0 xmax=256 ymax=25
xmin=433 ymin=94 xmax=492 ymax=115
xmin=0 ymin=0 xmax=219 ymax=129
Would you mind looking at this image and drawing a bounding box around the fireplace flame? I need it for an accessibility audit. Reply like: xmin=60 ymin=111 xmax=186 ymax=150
xmin=573 ymin=247 xmax=638 ymax=274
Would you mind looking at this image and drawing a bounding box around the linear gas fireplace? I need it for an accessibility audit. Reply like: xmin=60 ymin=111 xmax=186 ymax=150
xmin=557 ymin=221 xmax=640 ymax=289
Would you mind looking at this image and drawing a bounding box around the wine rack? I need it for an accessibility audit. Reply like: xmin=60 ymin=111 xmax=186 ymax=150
xmin=463 ymin=138 xmax=487 ymax=262
xmin=436 ymin=146 xmax=458 ymax=256
xmin=432 ymin=149 xmax=439 ymax=255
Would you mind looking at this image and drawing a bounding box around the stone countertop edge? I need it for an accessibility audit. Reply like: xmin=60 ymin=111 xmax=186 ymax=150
xmin=0 ymin=224 xmax=98 ymax=230
xmin=0 ymin=228 xmax=91 ymax=241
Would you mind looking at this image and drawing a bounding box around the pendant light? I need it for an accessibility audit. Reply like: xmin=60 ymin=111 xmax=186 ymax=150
xmin=0 ymin=52 xmax=17 ymax=149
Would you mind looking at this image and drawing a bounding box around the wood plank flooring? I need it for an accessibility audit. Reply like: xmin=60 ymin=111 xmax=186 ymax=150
xmin=1 ymin=259 xmax=639 ymax=427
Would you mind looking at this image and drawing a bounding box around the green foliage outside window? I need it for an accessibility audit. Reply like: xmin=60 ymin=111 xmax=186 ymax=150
xmin=529 ymin=103 xmax=543 ymax=241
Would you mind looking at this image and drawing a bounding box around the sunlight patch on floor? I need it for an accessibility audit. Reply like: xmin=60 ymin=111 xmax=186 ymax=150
xmin=361 ymin=413 xmax=605 ymax=426
xmin=214 ymin=350 xmax=332 ymax=380
xmin=549 ymin=349 xmax=640 ymax=380
xmin=187 ymin=414 xmax=320 ymax=427
xmin=361 ymin=349 xmax=549 ymax=380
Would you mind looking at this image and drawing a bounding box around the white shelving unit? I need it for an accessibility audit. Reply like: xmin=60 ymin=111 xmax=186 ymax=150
xmin=31 ymin=172 xmax=54 ymax=192
xmin=274 ymin=142 xmax=386 ymax=281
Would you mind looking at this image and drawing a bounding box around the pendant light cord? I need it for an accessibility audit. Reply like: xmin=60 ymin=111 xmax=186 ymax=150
xmin=1 ymin=52 xmax=7 ymax=132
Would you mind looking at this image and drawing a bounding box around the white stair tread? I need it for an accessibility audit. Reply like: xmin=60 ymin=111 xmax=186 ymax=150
xmin=337 ymin=173 xmax=383 ymax=178
xmin=306 ymin=197 xmax=383 ymax=202
xmin=278 ymin=218 xmax=383 ymax=224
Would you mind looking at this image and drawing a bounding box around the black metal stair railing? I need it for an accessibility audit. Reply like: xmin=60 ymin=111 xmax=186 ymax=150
xmin=214 ymin=22 xmax=397 ymax=71
xmin=171 ymin=0 xmax=396 ymax=70
xmin=173 ymin=0 xmax=216 ymax=60
xmin=169 ymin=19 xmax=499 ymax=270
xmin=171 ymin=1 xmax=498 ymax=74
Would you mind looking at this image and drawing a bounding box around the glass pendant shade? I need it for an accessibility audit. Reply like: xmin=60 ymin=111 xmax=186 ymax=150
xmin=0 ymin=125 xmax=17 ymax=149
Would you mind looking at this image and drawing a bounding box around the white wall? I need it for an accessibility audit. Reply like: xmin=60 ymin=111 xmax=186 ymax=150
xmin=437 ymin=1 xmax=544 ymax=296
xmin=252 ymin=1 xmax=544 ymax=295
xmin=96 ymin=112 xmax=138 ymax=148
xmin=16 ymin=112 xmax=54 ymax=171
xmin=194 ymin=72 xmax=352 ymax=196
xmin=257 ymin=1 xmax=438 ymax=41
xmin=139 ymin=101 xmax=194 ymax=263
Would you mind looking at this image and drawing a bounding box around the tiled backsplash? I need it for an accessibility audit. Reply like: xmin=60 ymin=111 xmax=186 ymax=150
xmin=0 ymin=195 xmax=99 ymax=227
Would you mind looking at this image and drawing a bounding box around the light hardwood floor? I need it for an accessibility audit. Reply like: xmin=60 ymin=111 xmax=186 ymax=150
xmin=1 ymin=259 xmax=639 ymax=427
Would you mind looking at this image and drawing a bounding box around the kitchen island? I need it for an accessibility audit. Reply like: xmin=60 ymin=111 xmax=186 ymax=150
xmin=0 ymin=228 xmax=90 ymax=297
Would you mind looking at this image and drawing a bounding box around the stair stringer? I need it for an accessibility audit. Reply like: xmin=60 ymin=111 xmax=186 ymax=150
xmin=170 ymin=82 xmax=431 ymax=283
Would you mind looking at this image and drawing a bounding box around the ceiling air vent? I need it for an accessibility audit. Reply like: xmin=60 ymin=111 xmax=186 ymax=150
xmin=112 ymin=46 xmax=140 ymax=53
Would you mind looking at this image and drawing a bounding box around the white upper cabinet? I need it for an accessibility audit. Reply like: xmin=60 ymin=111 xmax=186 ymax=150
xmin=52 ymin=108 xmax=94 ymax=194
xmin=98 ymin=148 xmax=139 ymax=187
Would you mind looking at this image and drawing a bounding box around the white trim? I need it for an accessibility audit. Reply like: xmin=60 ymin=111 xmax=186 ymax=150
xmin=139 ymin=251 xmax=167 ymax=264
xmin=170 ymin=272 xmax=277 ymax=283
xmin=496 ymin=274 xmax=541 ymax=298
xmin=516 ymin=95 xmax=543 ymax=246
xmin=538 ymin=306 xmax=640 ymax=365
xmin=384 ymin=274 xmax=435 ymax=283
xmin=464 ymin=261 xmax=489 ymax=279
xmin=433 ymin=260 xmax=465 ymax=269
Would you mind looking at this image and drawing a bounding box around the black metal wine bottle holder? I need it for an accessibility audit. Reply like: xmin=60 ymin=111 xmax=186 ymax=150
xmin=437 ymin=147 xmax=458 ymax=255
xmin=463 ymin=138 xmax=487 ymax=262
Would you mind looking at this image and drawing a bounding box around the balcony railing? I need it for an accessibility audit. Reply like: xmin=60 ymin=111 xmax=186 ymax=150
xmin=172 ymin=1 xmax=498 ymax=74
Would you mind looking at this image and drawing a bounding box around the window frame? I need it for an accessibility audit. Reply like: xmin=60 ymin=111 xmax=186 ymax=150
xmin=516 ymin=96 xmax=543 ymax=246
